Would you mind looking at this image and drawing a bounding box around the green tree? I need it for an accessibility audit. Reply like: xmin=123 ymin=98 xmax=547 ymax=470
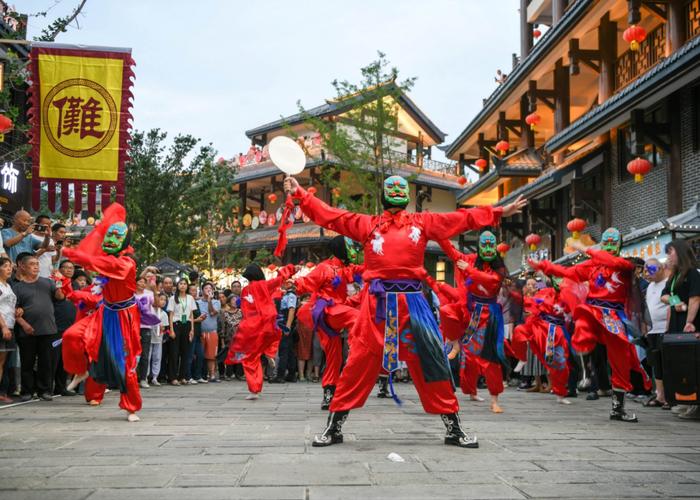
xmin=299 ymin=52 xmax=416 ymax=214
xmin=125 ymin=129 xmax=238 ymax=267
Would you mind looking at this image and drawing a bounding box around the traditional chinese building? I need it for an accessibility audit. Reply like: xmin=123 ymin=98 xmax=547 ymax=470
xmin=445 ymin=0 xmax=700 ymax=267
xmin=220 ymin=84 xmax=464 ymax=281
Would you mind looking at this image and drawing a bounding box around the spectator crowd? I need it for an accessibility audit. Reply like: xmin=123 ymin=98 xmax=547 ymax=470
xmin=0 ymin=209 xmax=698 ymax=424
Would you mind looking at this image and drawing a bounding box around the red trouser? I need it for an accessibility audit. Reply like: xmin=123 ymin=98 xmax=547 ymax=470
xmin=318 ymin=303 xmax=358 ymax=387
xmin=460 ymin=350 xmax=504 ymax=396
xmin=84 ymin=371 xmax=142 ymax=413
xmin=62 ymin=317 xmax=91 ymax=375
xmin=572 ymin=309 xmax=650 ymax=393
xmin=513 ymin=322 xmax=570 ymax=397
xmin=329 ymin=291 xmax=458 ymax=414
xmin=242 ymin=337 xmax=280 ymax=394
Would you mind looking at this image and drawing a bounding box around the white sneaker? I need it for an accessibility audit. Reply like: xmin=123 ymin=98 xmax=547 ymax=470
xmin=557 ymin=397 xmax=572 ymax=405
xmin=150 ymin=380 xmax=161 ymax=386
xmin=197 ymin=378 xmax=207 ymax=384
xmin=139 ymin=381 xmax=149 ymax=389
xmin=127 ymin=413 xmax=140 ymax=422
xmin=188 ymin=379 xmax=198 ymax=385
xmin=245 ymin=392 xmax=259 ymax=400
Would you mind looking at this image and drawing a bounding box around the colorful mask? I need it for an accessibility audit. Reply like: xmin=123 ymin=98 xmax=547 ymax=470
xmin=550 ymin=275 xmax=563 ymax=292
xmin=478 ymin=231 xmax=497 ymax=262
xmin=344 ymin=237 xmax=364 ymax=265
xmin=600 ymin=227 xmax=621 ymax=255
xmin=102 ymin=222 xmax=129 ymax=255
xmin=383 ymin=175 xmax=410 ymax=208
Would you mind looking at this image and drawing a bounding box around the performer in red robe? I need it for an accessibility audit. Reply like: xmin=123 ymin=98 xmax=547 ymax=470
xmin=225 ymin=263 xmax=295 ymax=399
xmin=512 ymin=278 xmax=572 ymax=404
xmin=295 ymin=236 xmax=362 ymax=410
xmin=437 ymin=234 xmax=507 ymax=413
xmin=284 ymin=174 xmax=526 ymax=448
xmin=529 ymin=228 xmax=650 ymax=422
xmin=61 ymin=204 xmax=143 ymax=422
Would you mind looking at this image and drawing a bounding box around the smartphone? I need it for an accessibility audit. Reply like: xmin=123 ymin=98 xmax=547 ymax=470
xmin=34 ymin=224 xmax=47 ymax=232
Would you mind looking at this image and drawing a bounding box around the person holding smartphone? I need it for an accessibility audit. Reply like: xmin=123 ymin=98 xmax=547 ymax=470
xmin=1 ymin=211 xmax=44 ymax=263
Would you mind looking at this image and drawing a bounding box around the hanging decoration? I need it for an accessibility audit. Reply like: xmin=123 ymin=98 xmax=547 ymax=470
xmin=495 ymin=140 xmax=510 ymax=156
xmin=458 ymin=176 xmax=468 ymax=185
xmin=566 ymin=218 xmax=587 ymax=239
xmin=497 ymin=242 xmax=510 ymax=258
xmin=525 ymin=112 xmax=541 ymax=131
xmin=475 ymin=158 xmax=488 ymax=171
xmin=0 ymin=113 xmax=13 ymax=133
xmin=626 ymin=157 xmax=652 ymax=183
xmin=525 ymin=233 xmax=541 ymax=251
xmin=28 ymin=42 xmax=135 ymax=213
xmin=267 ymin=192 xmax=278 ymax=204
xmin=533 ymin=28 xmax=542 ymax=39
xmin=623 ymin=25 xmax=646 ymax=51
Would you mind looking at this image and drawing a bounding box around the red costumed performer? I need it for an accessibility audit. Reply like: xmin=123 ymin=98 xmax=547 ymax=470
xmin=61 ymin=204 xmax=144 ymax=422
xmin=295 ymin=235 xmax=362 ymax=410
xmin=284 ymin=174 xmax=526 ymax=448
xmin=529 ymin=228 xmax=651 ymax=422
xmin=512 ymin=278 xmax=573 ymax=405
xmin=437 ymin=234 xmax=508 ymax=413
xmin=225 ymin=263 xmax=295 ymax=399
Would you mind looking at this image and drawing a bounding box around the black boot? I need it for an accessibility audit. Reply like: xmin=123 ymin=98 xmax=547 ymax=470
xmin=321 ymin=385 xmax=335 ymax=410
xmin=610 ymin=390 xmax=638 ymax=422
xmin=377 ymin=376 xmax=389 ymax=398
xmin=312 ymin=410 xmax=349 ymax=447
xmin=441 ymin=413 xmax=479 ymax=448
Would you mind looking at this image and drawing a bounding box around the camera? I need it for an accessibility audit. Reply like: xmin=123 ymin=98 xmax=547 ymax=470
xmin=34 ymin=224 xmax=47 ymax=232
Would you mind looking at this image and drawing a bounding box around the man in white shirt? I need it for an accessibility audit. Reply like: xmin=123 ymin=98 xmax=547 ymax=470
xmin=643 ymin=258 xmax=669 ymax=407
xmin=32 ymin=215 xmax=55 ymax=278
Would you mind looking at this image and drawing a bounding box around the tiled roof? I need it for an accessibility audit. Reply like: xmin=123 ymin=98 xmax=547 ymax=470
xmin=245 ymin=82 xmax=446 ymax=144
xmin=546 ymin=34 xmax=700 ymax=152
xmin=444 ymin=0 xmax=594 ymax=158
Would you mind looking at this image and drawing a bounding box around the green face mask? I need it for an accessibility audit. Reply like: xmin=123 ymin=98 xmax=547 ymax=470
xmin=383 ymin=175 xmax=410 ymax=208
xmin=600 ymin=227 xmax=621 ymax=256
xmin=344 ymin=237 xmax=363 ymax=265
xmin=478 ymin=231 xmax=497 ymax=262
xmin=102 ymin=222 xmax=128 ymax=255
xmin=550 ymin=276 xmax=563 ymax=292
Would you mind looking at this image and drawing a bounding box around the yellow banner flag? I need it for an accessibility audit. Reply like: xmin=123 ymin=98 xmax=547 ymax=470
xmin=29 ymin=43 xmax=134 ymax=212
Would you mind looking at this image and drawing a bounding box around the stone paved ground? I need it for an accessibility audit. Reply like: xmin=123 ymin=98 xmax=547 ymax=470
xmin=1 ymin=380 xmax=699 ymax=500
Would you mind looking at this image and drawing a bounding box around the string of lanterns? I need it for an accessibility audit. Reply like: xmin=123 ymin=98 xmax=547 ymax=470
xmin=626 ymin=157 xmax=652 ymax=183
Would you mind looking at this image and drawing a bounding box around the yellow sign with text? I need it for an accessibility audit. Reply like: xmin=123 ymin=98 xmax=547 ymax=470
xmin=37 ymin=53 xmax=125 ymax=181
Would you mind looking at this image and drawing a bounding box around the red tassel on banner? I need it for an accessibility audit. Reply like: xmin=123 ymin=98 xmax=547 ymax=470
xmin=47 ymin=181 xmax=56 ymax=212
xmin=87 ymin=183 xmax=96 ymax=214
xmin=274 ymin=194 xmax=295 ymax=257
xmin=60 ymin=181 xmax=69 ymax=214
xmin=101 ymin=184 xmax=111 ymax=211
xmin=74 ymin=181 xmax=83 ymax=214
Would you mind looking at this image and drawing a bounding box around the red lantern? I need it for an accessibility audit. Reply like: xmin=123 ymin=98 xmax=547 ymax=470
xmin=626 ymin=157 xmax=652 ymax=183
xmin=567 ymin=218 xmax=587 ymax=239
xmin=525 ymin=233 xmax=541 ymax=251
xmin=495 ymin=140 xmax=510 ymax=156
xmin=475 ymin=158 xmax=488 ymax=171
xmin=533 ymin=28 xmax=542 ymax=39
xmin=497 ymin=242 xmax=510 ymax=258
xmin=623 ymin=25 xmax=646 ymax=51
xmin=458 ymin=176 xmax=468 ymax=185
xmin=308 ymin=186 xmax=317 ymax=195
xmin=525 ymin=112 xmax=541 ymax=131
xmin=224 ymin=267 xmax=233 ymax=274
xmin=267 ymin=193 xmax=278 ymax=204
xmin=0 ymin=114 xmax=13 ymax=134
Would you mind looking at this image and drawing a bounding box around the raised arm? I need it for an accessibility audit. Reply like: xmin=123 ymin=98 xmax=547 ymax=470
xmin=423 ymin=207 xmax=503 ymax=241
xmin=586 ymin=249 xmax=636 ymax=272
xmin=62 ymin=247 xmax=134 ymax=280
xmin=265 ymin=264 xmax=296 ymax=293
xmin=294 ymin=265 xmax=329 ymax=295
xmin=288 ymin=181 xmax=372 ymax=243
xmin=530 ymin=258 xmax=587 ymax=283
xmin=436 ymin=238 xmax=465 ymax=263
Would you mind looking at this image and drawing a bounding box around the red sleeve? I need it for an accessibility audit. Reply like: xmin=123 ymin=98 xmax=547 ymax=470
xmin=537 ymin=259 xmax=588 ymax=282
xmin=62 ymin=248 xmax=134 ymax=280
xmin=436 ymin=239 xmax=464 ymax=263
xmin=586 ymin=249 xmax=636 ymax=271
xmin=423 ymin=206 xmax=503 ymax=241
xmin=295 ymin=189 xmax=373 ymax=243
xmin=295 ymin=266 xmax=328 ymax=295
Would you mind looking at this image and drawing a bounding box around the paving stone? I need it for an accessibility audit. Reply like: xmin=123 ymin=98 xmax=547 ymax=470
xmin=86 ymin=486 xmax=305 ymax=500
xmin=308 ymin=484 xmax=526 ymax=499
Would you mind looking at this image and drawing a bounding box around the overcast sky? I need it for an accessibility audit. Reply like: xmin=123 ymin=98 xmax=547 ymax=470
xmin=23 ymin=0 xmax=522 ymax=161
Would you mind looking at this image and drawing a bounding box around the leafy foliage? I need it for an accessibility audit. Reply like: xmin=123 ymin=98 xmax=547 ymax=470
xmin=125 ymin=129 xmax=238 ymax=268
xmin=299 ymin=52 xmax=416 ymax=214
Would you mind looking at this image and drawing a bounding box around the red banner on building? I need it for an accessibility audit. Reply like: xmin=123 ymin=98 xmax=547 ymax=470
xmin=27 ymin=42 xmax=135 ymax=213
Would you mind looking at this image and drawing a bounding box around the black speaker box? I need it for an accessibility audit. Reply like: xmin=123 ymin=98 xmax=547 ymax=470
xmin=662 ymin=333 xmax=700 ymax=405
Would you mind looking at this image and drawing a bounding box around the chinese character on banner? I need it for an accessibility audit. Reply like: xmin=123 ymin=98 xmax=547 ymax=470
xmin=1 ymin=162 xmax=19 ymax=194
xmin=28 ymin=43 xmax=135 ymax=213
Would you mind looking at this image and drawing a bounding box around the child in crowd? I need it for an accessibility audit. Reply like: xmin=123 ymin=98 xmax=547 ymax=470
xmin=149 ymin=293 xmax=169 ymax=386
